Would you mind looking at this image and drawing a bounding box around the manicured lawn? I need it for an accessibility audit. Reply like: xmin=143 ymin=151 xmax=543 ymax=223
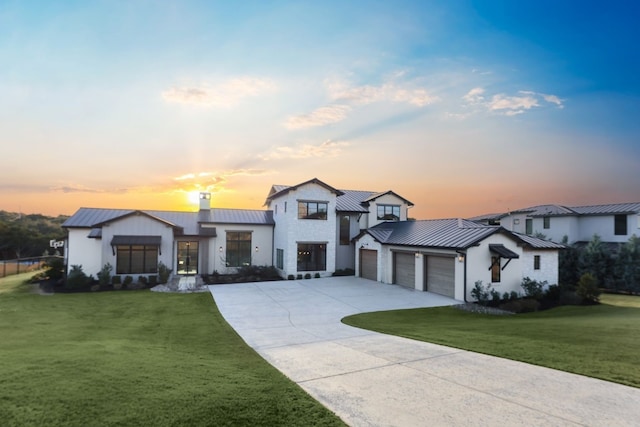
xmin=343 ymin=294 xmax=640 ymax=388
xmin=0 ymin=274 xmax=344 ymax=426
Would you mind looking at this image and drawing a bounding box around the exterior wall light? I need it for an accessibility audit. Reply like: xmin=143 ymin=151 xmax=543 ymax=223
xmin=219 ymin=246 xmax=223 ymax=252
xmin=457 ymin=253 xmax=465 ymax=263
xmin=255 ymin=246 xmax=259 ymax=252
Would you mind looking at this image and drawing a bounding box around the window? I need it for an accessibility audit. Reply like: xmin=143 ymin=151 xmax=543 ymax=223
xmin=339 ymin=215 xmax=350 ymax=245
xmin=116 ymin=245 xmax=158 ymax=274
xmin=377 ymin=205 xmax=400 ymax=221
xmin=491 ymin=256 xmax=501 ymax=282
xmin=534 ymin=255 xmax=541 ymax=270
xmin=298 ymin=201 xmax=328 ymax=220
xmin=297 ymin=243 xmax=326 ymax=271
xmin=525 ymin=219 xmax=533 ymax=235
xmin=226 ymin=231 xmax=252 ymax=267
xmin=543 ymin=217 xmax=550 ymax=229
xmin=276 ymin=249 xmax=284 ymax=269
xmin=615 ymin=214 xmax=628 ymax=235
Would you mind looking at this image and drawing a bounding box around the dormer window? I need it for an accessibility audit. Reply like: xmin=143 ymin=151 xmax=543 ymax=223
xmin=377 ymin=204 xmax=400 ymax=221
xmin=298 ymin=201 xmax=328 ymax=220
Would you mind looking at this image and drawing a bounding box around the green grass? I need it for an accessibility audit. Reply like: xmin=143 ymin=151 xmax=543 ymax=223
xmin=0 ymin=275 xmax=344 ymax=426
xmin=343 ymin=294 xmax=640 ymax=388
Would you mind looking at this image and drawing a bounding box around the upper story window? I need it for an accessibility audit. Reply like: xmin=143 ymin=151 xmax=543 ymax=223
xmin=543 ymin=217 xmax=550 ymax=229
xmin=298 ymin=201 xmax=328 ymax=220
xmin=525 ymin=219 xmax=533 ymax=235
xmin=614 ymin=214 xmax=628 ymax=235
xmin=377 ymin=204 xmax=400 ymax=221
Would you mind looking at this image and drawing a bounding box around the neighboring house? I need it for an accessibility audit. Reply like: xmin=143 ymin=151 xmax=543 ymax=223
xmin=354 ymin=219 xmax=562 ymax=301
xmin=62 ymin=177 xmax=562 ymax=301
xmin=472 ymin=203 xmax=640 ymax=245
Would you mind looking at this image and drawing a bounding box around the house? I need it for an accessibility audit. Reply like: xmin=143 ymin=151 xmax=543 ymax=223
xmin=473 ymin=203 xmax=640 ymax=245
xmin=354 ymin=219 xmax=563 ymax=301
xmin=62 ymin=177 xmax=562 ymax=301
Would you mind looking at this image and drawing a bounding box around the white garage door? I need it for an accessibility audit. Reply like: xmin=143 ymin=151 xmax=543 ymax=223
xmin=360 ymin=249 xmax=377 ymax=281
xmin=394 ymin=252 xmax=415 ymax=289
xmin=426 ymin=256 xmax=455 ymax=298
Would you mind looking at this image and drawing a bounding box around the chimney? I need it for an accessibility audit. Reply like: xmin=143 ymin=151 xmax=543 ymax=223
xmin=199 ymin=192 xmax=211 ymax=210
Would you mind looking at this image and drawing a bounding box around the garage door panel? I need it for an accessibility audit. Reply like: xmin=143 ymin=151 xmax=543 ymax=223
xmin=426 ymin=256 xmax=454 ymax=298
xmin=394 ymin=252 xmax=415 ymax=288
xmin=360 ymin=249 xmax=377 ymax=281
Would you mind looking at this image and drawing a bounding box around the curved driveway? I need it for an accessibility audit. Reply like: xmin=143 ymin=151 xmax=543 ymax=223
xmin=209 ymin=277 xmax=640 ymax=426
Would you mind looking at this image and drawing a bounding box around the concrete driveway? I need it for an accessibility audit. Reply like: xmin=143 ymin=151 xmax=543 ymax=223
xmin=209 ymin=277 xmax=640 ymax=426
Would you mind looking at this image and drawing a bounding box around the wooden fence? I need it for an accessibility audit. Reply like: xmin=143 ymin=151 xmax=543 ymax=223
xmin=0 ymin=256 xmax=63 ymax=278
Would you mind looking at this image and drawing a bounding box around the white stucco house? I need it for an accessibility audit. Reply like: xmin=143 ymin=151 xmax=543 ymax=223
xmin=62 ymin=177 xmax=562 ymax=301
xmin=471 ymin=202 xmax=640 ymax=246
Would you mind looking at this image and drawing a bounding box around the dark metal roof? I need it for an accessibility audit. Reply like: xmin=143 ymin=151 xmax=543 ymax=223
xmin=336 ymin=190 xmax=376 ymax=212
xmin=210 ymin=208 xmax=274 ymax=225
xmin=366 ymin=219 xmax=501 ymax=249
xmin=570 ymin=202 xmax=640 ymax=215
xmin=510 ymin=232 xmax=566 ymax=249
xmin=467 ymin=212 xmax=508 ymax=222
xmin=111 ymin=235 xmax=162 ymax=246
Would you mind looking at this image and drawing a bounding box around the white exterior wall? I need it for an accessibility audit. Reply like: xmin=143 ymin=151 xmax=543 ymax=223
xmin=465 ymin=234 xmax=524 ymax=301
xmin=367 ymin=194 xmax=411 ymax=228
xmin=502 ymin=213 xmax=529 ymax=233
xmin=577 ymin=214 xmax=639 ymax=243
xmin=270 ymin=183 xmax=338 ymax=278
xmin=354 ymin=234 xmax=383 ymax=281
xmin=204 ymin=224 xmax=273 ymax=275
xmin=66 ymin=228 xmax=103 ymax=276
xmin=98 ymin=214 xmax=174 ymax=277
xmin=522 ymin=250 xmax=559 ymax=286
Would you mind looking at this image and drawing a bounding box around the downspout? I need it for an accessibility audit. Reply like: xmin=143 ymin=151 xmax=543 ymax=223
xmin=463 ymin=254 xmax=468 ymax=302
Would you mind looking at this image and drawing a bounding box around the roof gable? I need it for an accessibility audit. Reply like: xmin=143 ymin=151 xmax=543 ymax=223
xmin=265 ymin=178 xmax=344 ymax=203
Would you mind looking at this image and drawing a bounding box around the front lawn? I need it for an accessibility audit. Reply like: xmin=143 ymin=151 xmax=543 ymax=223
xmin=343 ymin=294 xmax=640 ymax=388
xmin=0 ymin=273 xmax=344 ymax=426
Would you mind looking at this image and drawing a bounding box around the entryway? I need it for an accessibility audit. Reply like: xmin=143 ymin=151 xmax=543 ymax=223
xmin=177 ymin=241 xmax=198 ymax=275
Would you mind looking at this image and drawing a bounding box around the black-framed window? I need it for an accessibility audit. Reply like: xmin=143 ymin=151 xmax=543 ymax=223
xmin=226 ymin=231 xmax=252 ymax=267
xmin=377 ymin=205 xmax=400 ymax=221
xmin=116 ymin=245 xmax=158 ymax=274
xmin=298 ymin=201 xmax=328 ymax=220
xmin=276 ymin=248 xmax=284 ymax=269
xmin=339 ymin=214 xmax=350 ymax=245
xmin=534 ymin=255 xmax=541 ymax=270
xmin=491 ymin=256 xmax=501 ymax=283
xmin=543 ymin=217 xmax=550 ymax=229
xmin=297 ymin=243 xmax=326 ymax=271
xmin=525 ymin=219 xmax=533 ymax=235
xmin=614 ymin=214 xmax=627 ymax=235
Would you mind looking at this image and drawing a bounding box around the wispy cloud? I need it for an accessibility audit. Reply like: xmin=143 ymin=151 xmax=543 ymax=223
xmin=285 ymin=76 xmax=438 ymax=129
xmin=459 ymin=88 xmax=564 ymax=117
xmin=50 ymin=185 xmax=128 ymax=194
xmin=261 ymin=140 xmax=350 ymax=160
xmin=170 ymin=168 xmax=269 ymax=193
xmin=162 ymin=77 xmax=276 ymax=107
xmin=285 ymin=105 xmax=352 ymax=129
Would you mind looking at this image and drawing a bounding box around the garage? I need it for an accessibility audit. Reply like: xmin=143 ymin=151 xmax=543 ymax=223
xmin=426 ymin=256 xmax=455 ymax=298
xmin=393 ymin=252 xmax=415 ymax=288
xmin=360 ymin=249 xmax=377 ymax=281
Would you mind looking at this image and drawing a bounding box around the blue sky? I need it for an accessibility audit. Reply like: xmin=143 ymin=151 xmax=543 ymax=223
xmin=1 ymin=0 xmax=639 ymax=218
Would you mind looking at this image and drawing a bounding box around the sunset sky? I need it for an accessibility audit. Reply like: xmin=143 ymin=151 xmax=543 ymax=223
xmin=1 ymin=1 xmax=639 ymax=219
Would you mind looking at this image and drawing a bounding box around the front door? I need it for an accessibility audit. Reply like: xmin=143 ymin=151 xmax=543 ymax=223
xmin=177 ymin=241 xmax=199 ymax=275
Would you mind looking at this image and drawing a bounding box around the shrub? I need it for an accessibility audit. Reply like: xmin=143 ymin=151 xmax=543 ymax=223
xmin=44 ymin=257 xmax=65 ymax=281
xmin=332 ymin=268 xmax=355 ymax=276
xmin=296 ymin=274 xmax=303 ymax=280
xmin=489 ymin=289 xmax=501 ymax=306
xmin=509 ymin=291 xmax=519 ymax=301
xmin=304 ymin=273 xmax=311 ymax=279
xmin=521 ymin=277 xmax=546 ymax=300
xmin=97 ymin=263 xmax=113 ymax=287
xmin=287 ymin=274 xmax=295 ymax=280
xmin=157 ymin=261 xmax=172 ymax=284
xmin=500 ymin=298 xmax=540 ymax=313
xmin=111 ymin=275 xmax=121 ymax=285
xmin=138 ymin=276 xmax=148 ymax=286
xmin=148 ymin=275 xmax=157 ymax=285
xmin=65 ymin=265 xmax=91 ymax=289
xmin=576 ymin=272 xmax=601 ymax=304
xmin=123 ymin=275 xmax=134 ymax=287
xmin=470 ymin=281 xmax=491 ymax=306
xmin=314 ymin=273 xmax=320 ymax=278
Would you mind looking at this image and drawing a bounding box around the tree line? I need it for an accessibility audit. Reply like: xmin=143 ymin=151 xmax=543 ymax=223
xmin=0 ymin=211 xmax=68 ymax=260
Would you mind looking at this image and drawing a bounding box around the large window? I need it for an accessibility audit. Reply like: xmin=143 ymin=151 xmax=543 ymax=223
xmin=276 ymin=248 xmax=284 ymax=269
xmin=615 ymin=214 xmax=628 ymax=235
xmin=116 ymin=245 xmax=158 ymax=274
xmin=377 ymin=205 xmax=400 ymax=221
xmin=339 ymin=214 xmax=350 ymax=245
xmin=490 ymin=256 xmax=501 ymax=283
xmin=226 ymin=231 xmax=252 ymax=267
xmin=298 ymin=201 xmax=328 ymax=220
xmin=297 ymin=243 xmax=326 ymax=271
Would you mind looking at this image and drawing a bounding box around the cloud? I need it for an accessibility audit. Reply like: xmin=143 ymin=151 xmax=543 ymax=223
xmin=541 ymin=93 xmax=565 ymax=108
xmin=261 ymin=140 xmax=350 ymax=160
xmin=285 ymin=105 xmax=352 ymax=129
xmin=462 ymin=87 xmax=485 ymax=104
xmin=50 ymin=185 xmax=129 ymax=194
xmin=162 ymin=77 xmax=276 ymax=107
xmin=459 ymin=88 xmax=564 ymax=116
xmin=488 ymin=93 xmax=540 ymax=115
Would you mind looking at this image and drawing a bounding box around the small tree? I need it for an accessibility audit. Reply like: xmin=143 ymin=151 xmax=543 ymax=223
xmin=97 ymin=263 xmax=113 ymax=287
xmin=579 ymin=234 xmax=612 ymax=289
xmin=65 ymin=265 xmax=91 ymax=289
xmin=613 ymin=235 xmax=640 ymax=293
xmin=521 ymin=277 xmax=547 ymax=300
xmin=157 ymin=261 xmax=172 ymax=284
xmin=576 ymin=272 xmax=601 ymax=303
xmin=470 ymin=280 xmax=491 ymax=306
xmin=558 ymin=235 xmax=580 ymax=289
xmin=44 ymin=257 xmax=65 ymax=281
